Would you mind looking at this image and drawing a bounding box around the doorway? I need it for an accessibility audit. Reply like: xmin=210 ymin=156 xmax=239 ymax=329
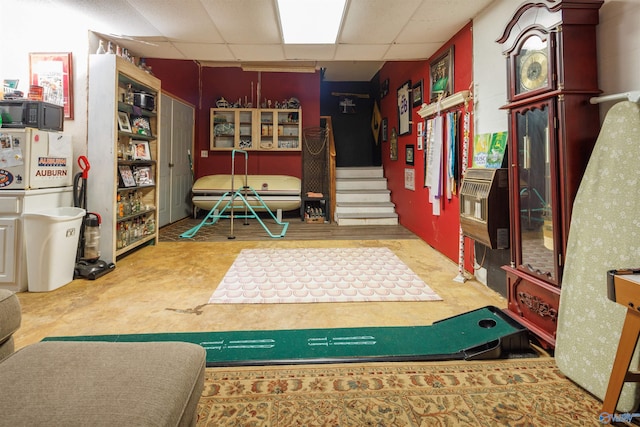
xmin=158 ymin=93 xmax=194 ymax=227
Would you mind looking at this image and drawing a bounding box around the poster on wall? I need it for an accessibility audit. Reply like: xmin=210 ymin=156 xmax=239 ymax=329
xmin=397 ymin=80 xmax=411 ymax=135
xmin=472 ymin=132 xmax=508 ymax=168
xmin=486 ymin=132 xmax=508 ymax=168
xmin=472 ymin=133 xmax=490 ymax=168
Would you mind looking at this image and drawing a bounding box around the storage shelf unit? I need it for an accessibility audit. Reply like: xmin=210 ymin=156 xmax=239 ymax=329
xmin=88 ymin=54 xmax=161 ymax=264
xmin=210 ymin=108 xmax=301 ymax=151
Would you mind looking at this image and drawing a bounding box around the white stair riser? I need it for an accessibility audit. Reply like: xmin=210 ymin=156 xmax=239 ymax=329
xmin=336 ymin=193 xmax=390 ymax=203
xmin=337 ymin=217 xmax=399 ymax=226
xmin=335 ymin=168 xmax=384 ymax=179
xmin=335 ymin=205 xmax=396 ymax=214
xmin=336 ymin=179 xmax=388 ymax=190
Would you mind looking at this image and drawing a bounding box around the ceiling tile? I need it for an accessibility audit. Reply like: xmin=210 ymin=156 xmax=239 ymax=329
xmin=53 ymin=0 xmax=163 ymax=36
xmin=201 ymin=0 xmax=282 ymax=44
xmin=126 ymin=0 xmax=223 ymax=43
xmin=334 ymin=44 xmax=390 ymax=61
xmin=339 ymin=0 xmax=423 ymax=44
xmin=383 ymin=43 xmax=441 ymax=61
xmin=284 ymin=45 xmax=337 ymax=61
xmin=229 ymin=44 xmax=286 ymax=62
xmin=174 ymin=42 xmax=236 ymax=61
xmin=397 ymin=0 xmax=493 ymax=44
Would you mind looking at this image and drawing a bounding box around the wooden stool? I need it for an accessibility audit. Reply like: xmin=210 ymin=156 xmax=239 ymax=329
xmin=602 ymin=271 xmax=640 ymax=414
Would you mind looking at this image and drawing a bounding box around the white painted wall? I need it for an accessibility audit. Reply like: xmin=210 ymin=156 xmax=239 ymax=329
xmin=471 ymin=0 xmax=515 ymax=136
xmin=0 ymin=1 xmax=96 ymax=171
xmin=596 ymin=0 xmax=640 ymax=118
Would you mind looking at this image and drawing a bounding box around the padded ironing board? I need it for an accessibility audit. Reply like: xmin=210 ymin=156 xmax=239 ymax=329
xmin=556 ymin=101 xmax=640 ymax=411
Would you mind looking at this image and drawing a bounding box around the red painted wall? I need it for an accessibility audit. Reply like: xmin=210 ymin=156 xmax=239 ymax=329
xmin=146 ymin=59 xmax=200 ymax=107
xmin=378 ymin=23 xmax=476 ymax=271
xmin=146 ymin=59 xmax=321 ymax=179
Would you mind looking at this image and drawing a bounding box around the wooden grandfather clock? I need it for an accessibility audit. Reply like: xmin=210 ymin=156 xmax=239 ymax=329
xmin=497 ymin=0 xmax=603 ymax=349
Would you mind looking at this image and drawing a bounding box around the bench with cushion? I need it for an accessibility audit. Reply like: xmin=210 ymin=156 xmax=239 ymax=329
xmin=191 ymin=174 xmax=301 ymax=220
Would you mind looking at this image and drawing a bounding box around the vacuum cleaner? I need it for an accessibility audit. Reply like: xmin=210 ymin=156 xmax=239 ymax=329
xmin=73 ymin=156 xmax=115 ymax=280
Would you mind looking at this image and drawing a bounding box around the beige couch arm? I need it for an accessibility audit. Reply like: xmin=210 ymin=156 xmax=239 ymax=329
xmin=0 ymin=289 xmax=21 ymax=361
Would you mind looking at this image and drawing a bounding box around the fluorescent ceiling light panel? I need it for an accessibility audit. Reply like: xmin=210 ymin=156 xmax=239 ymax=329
xmin=277 ymin=0 xmax=346 ymax=44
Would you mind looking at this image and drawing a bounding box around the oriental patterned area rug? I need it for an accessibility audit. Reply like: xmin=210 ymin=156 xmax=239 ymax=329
xmin=209 ymin=247 xmax=441 ymax=304
xmin=196 ymin=358 xmax=603 ymax=426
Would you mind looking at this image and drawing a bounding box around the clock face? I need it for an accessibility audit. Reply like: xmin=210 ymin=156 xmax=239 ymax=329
xmin=520 ymin=51 xmax=548 ymax=91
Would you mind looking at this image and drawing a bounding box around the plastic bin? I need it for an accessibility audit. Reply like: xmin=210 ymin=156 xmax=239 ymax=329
xmin=24 ymin=207 xmax=85 ymax=292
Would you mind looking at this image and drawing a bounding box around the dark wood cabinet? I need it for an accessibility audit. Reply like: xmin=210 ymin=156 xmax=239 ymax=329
xmin=497 ymin=0 xmax=603 ymax=349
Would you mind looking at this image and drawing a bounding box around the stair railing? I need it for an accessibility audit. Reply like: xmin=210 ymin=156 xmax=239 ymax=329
xmin=322 ymin=116 xmax=336 ymax=222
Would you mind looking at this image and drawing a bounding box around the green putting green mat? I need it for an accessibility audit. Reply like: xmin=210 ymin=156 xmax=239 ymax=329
xmin=44 ymin=306 xmax=531 ymax=366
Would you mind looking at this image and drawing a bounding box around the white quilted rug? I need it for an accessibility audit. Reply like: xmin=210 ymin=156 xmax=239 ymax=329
xmin=209 ymin=247 xmax=442 ymax=304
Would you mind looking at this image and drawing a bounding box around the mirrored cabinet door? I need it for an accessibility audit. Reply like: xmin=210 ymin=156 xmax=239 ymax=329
xmin=514 ymin=104 xmax=557 ymax=283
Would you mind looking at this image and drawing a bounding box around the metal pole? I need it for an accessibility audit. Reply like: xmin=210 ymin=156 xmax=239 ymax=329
xmin=228 ymin=149 xmax=249 ymax=239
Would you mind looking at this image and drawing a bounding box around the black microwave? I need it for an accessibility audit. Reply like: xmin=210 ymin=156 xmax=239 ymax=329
xmin=0 ymin=100 xmax=64 ymax=131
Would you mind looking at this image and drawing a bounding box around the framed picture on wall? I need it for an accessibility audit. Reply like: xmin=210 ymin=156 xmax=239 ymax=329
xmin=29 ymin=52 xmax=74 ymax=119
xmin=397 ymin=80 xmax=412 ymax=136
xmin=390 ymin=127 xmax=398 ymax=161
xmin=405 ymin=168 xmax=416 ymax=191
xmin=380 ymin=78 xmax=389 ymax=99
xmin=429 ymin=46 xmax=454 ymax=102
xmin=406 ymin=144 xmax=415 ymax=165
xmin=381 ymin=118 xmax=388 ymax=142
xmin=412 ymin=80 xmax=423 ymax=107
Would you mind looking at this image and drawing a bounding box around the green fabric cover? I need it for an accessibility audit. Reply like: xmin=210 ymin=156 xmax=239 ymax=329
xmin=556 ymin=101 xmax=640 ymax=412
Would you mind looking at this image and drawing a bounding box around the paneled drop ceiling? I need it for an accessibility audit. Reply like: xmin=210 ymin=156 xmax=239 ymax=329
xmin=48 ymin=0 xmax=495 ymax=81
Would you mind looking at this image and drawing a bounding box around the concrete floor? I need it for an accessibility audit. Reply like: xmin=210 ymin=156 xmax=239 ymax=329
xmin=13 ymin=239 xmax=507 ymax=350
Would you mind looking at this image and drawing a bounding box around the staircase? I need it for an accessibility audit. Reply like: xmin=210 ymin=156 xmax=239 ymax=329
xmin=334 ymin=167 xmax=398 ymax=226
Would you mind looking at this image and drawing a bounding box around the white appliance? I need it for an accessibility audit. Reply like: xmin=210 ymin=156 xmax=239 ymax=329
xmin=0 ymin=127 xmax=74 ymax=292
xmin=0 ymin=128 xmax=73 ymax=189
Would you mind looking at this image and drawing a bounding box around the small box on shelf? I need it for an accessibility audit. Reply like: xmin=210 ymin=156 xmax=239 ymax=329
xmin=305 ymin=216 xmax=324 ymax=224
xmin=303 ymin=202 xmax=326 ymax=224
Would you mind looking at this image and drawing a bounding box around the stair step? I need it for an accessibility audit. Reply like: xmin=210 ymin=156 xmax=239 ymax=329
xmin=335 ymin=201 xmax=396 ymax=214
xmin=333 ymin=166 xmax=397 ymax=226
xmin=336 ymin=177 xmax=389 ymax=190
xmin=336 ymin=213 xmax=399 ymax=226
xmin=336 ymin=190 xmax=390 ymax=203
xmin=336 ymin=212 xmax=398 ymax=219
xmin=335 ymin=167 xmax=384 ymax=179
